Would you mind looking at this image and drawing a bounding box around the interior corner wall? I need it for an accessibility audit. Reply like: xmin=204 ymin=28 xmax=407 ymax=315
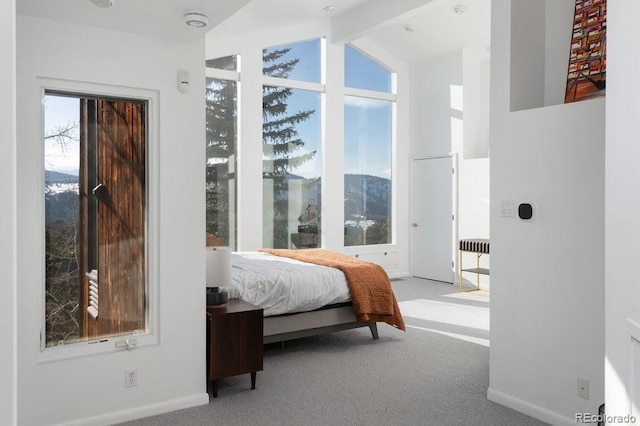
xmin=462 ymin=50 xmax=490 ymax=159
xmin=410 ymin=50 xmax=463 ymax=159
xmin=489 ymin=1 xmax=605 ymax=424
xmin=605 ymin=0 xmax=640 ymax=419
xmin=0 ymin=1 xmax=17 ymax=425
xmin=16 ymin=16 xmax=208 ymax=425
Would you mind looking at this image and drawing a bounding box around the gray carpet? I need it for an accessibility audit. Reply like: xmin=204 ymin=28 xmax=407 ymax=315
xmin=119 ymin=277 xmax=546 ymax=426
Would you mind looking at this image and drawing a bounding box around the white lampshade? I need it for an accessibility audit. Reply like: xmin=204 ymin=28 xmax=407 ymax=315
xmin=206 ymin=246 xmax=231 ymax=288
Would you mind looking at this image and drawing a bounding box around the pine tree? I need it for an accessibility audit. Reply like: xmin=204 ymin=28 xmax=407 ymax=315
xmin=262 ymin=48 xmax=316 ymax=248
xmin=262 ymin=49 xmax=316 ymax=176
xmin=205 ymin=49 xmax=317 ymax=248
xmin=205 ymin=56 xmax=238 ymax=245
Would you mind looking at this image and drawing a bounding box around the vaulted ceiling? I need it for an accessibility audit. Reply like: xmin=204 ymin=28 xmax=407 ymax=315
xmin=17 ymin=0 xmax=490 ymax=63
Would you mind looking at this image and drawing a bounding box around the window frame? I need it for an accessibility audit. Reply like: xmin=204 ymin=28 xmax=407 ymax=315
xmin=260 ymin=38 xmax=326 ymax=249
xmin=343 ymin=43 xmax=398 ymax=248
xmin=38 ymin=78 xmax=160 ymax=361
xmin=205 ymin=64 xmax=241 ymax=249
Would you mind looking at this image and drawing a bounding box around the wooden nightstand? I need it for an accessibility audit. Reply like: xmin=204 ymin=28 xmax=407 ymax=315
xmin=206 ymin=298 xmax=263 ymax=398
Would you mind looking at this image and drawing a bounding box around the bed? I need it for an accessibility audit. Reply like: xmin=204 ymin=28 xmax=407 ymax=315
xmin=225 ymin=249 xmax=405 ymax=344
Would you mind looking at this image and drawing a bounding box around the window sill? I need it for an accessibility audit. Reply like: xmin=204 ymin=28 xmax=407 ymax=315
xmin=37 ymin=332 xmax=158 ymax=364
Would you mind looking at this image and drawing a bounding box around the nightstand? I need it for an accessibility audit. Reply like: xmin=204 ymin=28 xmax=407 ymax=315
xmin=206 ymin=298 xmax=263 ymax=398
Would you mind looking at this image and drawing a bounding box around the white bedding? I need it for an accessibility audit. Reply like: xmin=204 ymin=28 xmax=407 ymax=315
xmin=226 ymin=251 xmax=351 ymax=317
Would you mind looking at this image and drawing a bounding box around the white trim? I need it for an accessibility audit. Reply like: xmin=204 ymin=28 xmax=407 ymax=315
xmin=262 ymin=75 xmax=325 ymax=92
xmin=487 ymin=387 xmax=577 ymax=426
xmin=391 ymin=96 xmax=398 ymax=244
xmin=205 ymin=68 xmax=240 ymax=81
xmin=320 ymin=37 xmax=327 ymax=85
xmin=1 ymin=1 xmax=17 ymax=424
xmin=59 ymin=393 xmax=209 ymax=426
xmin=37 ymin=77 xmax=160 ymax=362
xmin=344 ymin=86 xmax=396 ymax=101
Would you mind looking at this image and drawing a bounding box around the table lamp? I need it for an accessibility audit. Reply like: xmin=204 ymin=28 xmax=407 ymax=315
xmin=206 ymin=246 xmax=230 ymax=306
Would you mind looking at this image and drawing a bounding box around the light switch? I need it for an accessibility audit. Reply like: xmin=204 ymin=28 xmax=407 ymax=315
xmin=500 ymin=200 xmax=515 ymax=217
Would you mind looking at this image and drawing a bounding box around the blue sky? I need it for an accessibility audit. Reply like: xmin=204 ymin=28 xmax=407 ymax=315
xmin=264 ymin=41 xmax=393 ymax=180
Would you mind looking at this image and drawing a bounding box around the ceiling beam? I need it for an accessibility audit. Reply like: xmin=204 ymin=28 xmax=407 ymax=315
xmin=331 ymin=0 xmax=448 ymax=43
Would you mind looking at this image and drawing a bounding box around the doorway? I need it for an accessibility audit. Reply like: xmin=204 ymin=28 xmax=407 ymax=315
xmin=411 ymin=155 xmax=458 ymax=283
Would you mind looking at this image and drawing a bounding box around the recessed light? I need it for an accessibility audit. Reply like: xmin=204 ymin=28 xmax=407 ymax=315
xmin=323 ymin=5 xmax=336 ymax=13
xmin=404 ymin=24 xmax=416 ymax=33
xmin=90 ymin=0 xmax=115 ymax=8
xmin=184 ymin=11 xmax=209 ymax=28
xmin=453 ymin=5 xmax=467 ymax=14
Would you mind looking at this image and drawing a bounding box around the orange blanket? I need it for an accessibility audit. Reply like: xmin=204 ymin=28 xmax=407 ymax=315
xmin=259 ymin=249 xmax=405 ymax=331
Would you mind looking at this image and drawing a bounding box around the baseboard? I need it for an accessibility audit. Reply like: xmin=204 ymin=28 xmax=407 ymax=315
xmin=487 ymin=388 xmax=575 ymax=426
xmin=61 ymin=392 xmax=209 ymax=426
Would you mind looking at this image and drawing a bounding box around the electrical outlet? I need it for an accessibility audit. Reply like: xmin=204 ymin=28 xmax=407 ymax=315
xmin=125 ymin=369 xmax=137 ymax=388
xmin=577 ymin=377 xmax=589 ymax=400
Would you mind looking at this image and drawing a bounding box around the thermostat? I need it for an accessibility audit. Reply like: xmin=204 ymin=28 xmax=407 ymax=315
xmin=518 ymin=203 xmax=535 ymax=220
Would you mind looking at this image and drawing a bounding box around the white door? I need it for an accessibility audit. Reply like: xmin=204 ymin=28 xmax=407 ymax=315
xmin=411 ymin=156 xmax=457 ymax=283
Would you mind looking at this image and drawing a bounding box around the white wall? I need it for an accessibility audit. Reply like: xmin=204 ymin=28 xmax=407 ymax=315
xmin=463 ymin=51 xmax=491 ymax=159
xmin=0 ymin=0 xmax=17 ymax=425
xmin=206 ymin=22 xmax=412 ymax=277
xmin=605 ymin=0 xmax=640 ymax=420
xmin=16 ymin=16 xmax=208 ymax=425
xmin=509 ymin=0 xmax=546 ymax=112
xmin=458 ymin=158 xmax=490 ymax=241
xmin=489 ymin=1 xmax=605 ymax=424
xmin=411 ymin=50 xmax=463 ymax=159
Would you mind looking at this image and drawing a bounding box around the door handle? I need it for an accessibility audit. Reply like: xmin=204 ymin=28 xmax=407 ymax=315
xmin=412 ymin=223 xmax=418 ymax=227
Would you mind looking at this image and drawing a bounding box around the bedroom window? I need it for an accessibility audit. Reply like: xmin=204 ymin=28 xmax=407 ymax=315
xmin=262 ymin=40 xmax=323 ymax=249
xmin=44 ymin=91 xmax=148 ymax=348
xmin=206 ymin=54 xmax=239 ymax=248
xmin=344 ymin=45 xmax=396 ymax=246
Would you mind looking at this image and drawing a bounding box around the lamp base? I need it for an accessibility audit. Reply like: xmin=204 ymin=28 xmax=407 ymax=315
xmin=206 ymin=287 xmax=228 ymax=306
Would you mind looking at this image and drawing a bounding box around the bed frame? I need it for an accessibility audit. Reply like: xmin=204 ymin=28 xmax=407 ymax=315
xmin=263 ymin=304 xmax=379 ymax=344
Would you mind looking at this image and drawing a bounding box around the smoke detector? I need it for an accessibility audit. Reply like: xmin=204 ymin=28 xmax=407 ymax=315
xmin=184 ymin=11 xmax=209 ymax=28
xmin=90 ymin=0 xmax=115 ymax=7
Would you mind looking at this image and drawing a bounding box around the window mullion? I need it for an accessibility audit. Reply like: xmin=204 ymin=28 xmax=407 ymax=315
xmin=262 ymin=76 xmax=325 ymax=93
xmin=343 ymin=87 xmax=396 ymax=102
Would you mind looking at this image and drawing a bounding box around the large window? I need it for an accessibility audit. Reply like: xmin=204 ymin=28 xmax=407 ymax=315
xmin=262 ymin=40 xmax=323 ymax=249
xmin=206 ymin=55 xmax=239 ymax=248
xmin=205 ymin=41 xmax=398 ymax=251
xmin=44 ymin=91 xmax=148 ymax=348
xmin=344 ymin=45 xmax=395 ymax=246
